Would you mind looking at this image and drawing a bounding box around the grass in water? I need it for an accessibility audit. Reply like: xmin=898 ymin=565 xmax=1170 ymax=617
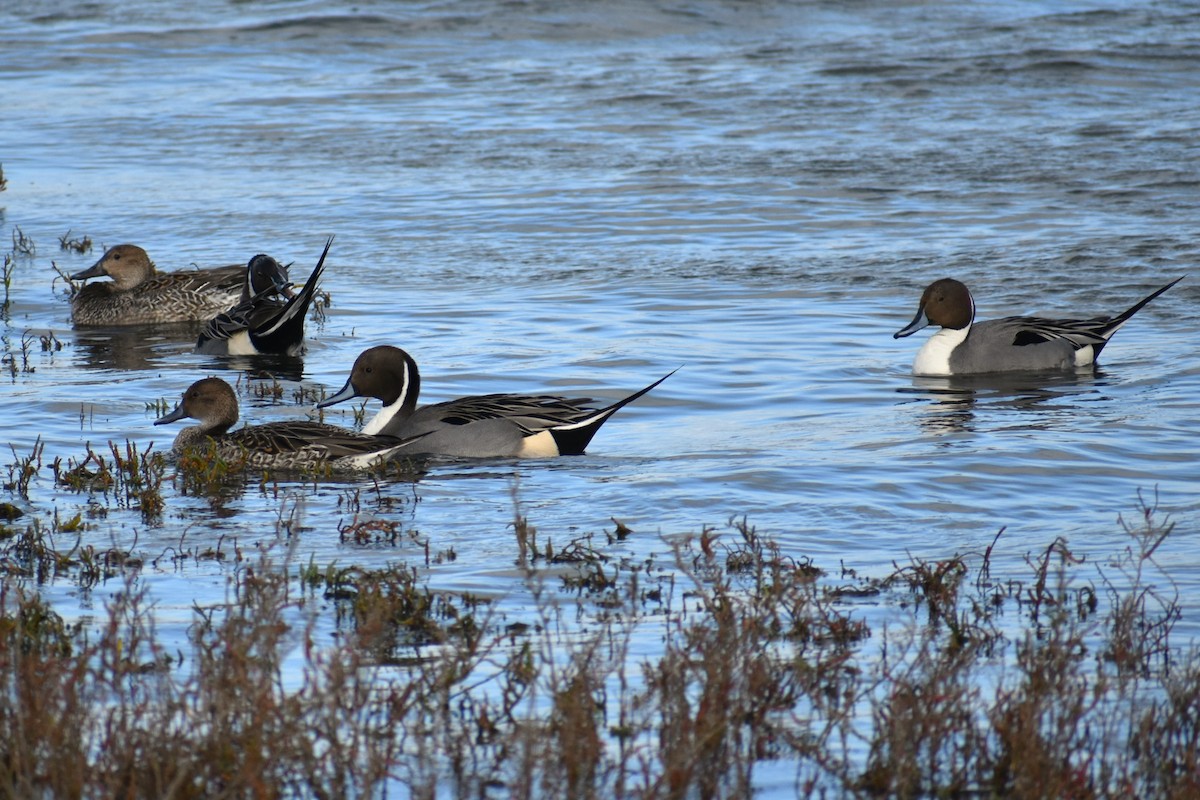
xmin=58 ymin=230 xmax=93 ymax=254
xmin=0 ymin=490 xmax=1195 ymax=797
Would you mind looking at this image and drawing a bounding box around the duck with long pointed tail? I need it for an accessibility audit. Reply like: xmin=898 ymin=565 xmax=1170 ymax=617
xmin=195 ymin=236 xmax=332 ymax=356
xmin=155 ymin=376 xmax=427 ymax=471
xmin=894 ymin=276 xmax=1183 ymax=376
xmin=316 ymin=345 xmax=675 ymax=458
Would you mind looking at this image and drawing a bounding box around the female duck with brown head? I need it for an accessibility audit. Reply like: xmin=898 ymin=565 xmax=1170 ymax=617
xmin=70 ymin=244 xmax=269 ymax=326
xmin=155 ymin=376 xmax=427 ymax=471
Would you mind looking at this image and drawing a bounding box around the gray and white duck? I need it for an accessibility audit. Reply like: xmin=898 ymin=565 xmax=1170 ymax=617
xmin=894 ymin=276 xmax=1184 ymax=376
xmin=316 ymin=345 xmax=675 ymax=458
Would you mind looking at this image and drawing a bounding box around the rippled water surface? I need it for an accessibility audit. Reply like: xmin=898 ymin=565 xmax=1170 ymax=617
xmin=3 ymin=0 xmax=1200 ymax=791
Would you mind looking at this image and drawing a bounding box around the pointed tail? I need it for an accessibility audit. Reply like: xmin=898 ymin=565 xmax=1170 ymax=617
xmin=252 ymin=235 xmax=333 ymax=354
xmin=549 ymin=367 xmax=678 ymax=455
xmin=1094 ymin=275 xmax=1184 ymax=355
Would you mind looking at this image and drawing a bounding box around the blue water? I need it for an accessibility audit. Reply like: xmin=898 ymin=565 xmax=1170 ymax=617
xmin=3 ymin=0 xmax=1199 ymax=792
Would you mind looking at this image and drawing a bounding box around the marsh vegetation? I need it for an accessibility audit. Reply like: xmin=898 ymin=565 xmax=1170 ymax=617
xmin=1 ymin=442 xmax=1196 ymax=800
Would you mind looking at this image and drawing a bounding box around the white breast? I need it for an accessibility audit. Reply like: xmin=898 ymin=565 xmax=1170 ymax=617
xmin=911 ymin=327 xmax=969 ymax=376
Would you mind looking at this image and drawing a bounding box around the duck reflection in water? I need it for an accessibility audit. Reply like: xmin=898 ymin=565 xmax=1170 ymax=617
xmin=71 ymin=325 xmax=307 ymax=382
xmin=898 ymin=369 xmax=1112 ymax=437
xmin=73 ymin=324 xmax=197 ymax=372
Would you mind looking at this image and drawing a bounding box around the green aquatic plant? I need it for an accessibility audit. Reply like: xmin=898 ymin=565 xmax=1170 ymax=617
xmin=0 ymin=585 xmax=77 ymax=659
xmin=0 ymin=511 xmax=90 ymax=584
xmin=108 ymin=440 xmax=167 ymax=522
xmin=343 ymin=563 xmax=480 ymax=659
xmin=297 ymin=554 xmax=322 ymax=592
xmin=173 ymin=438 xmax=250 ymax=496
xmin=75 ymin=541 xmax=143 ymax=591
xmin=50 ymin=261 xmax=81 ymax=300
xmin=351 ymin=400 xmax=367 ymax=427
xmin=54 ymin=441 xmax=166 ymax=523
xmin=54 ymin=446 xmax=115 ymax=494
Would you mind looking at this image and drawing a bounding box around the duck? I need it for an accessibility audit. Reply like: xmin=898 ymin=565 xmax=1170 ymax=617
xmin=893 ymin=276 xmax=1183 ymax=376
xmin=154 ymin=376 xmax=426 ymax=471
xmin=315 ymin=345 xmax=675 ymax=458
xmin=69 ymin=244 xmax=269 ymax=326
xmin=195 ymin=236 xmax=331 ymax=357
xmin=236 ymin=252 xmax=296 ymax=304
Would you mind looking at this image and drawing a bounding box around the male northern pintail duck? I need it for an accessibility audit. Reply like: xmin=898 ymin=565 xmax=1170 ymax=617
xmin=893 ymin=276 xmax=1183 ymax=376
xmin=69 ymin=244 xmax=274 ymax=326
xmin=195 ymin=236 xmax=331 ymax=357
xmin=154 ymin=376 xmax=426 ymax=471
xmin=315 ymin=345 xmax=675 ymax=458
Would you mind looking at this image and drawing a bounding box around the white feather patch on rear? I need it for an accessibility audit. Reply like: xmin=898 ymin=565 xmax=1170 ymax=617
xmin=516 ymin=430 xmax=561 ymax=458
xmin=224 ymin=331 xmax=259 ymax=356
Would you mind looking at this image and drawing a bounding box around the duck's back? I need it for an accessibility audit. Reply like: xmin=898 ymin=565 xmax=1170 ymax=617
xmin=194 ymin=295 xmax=290 ymax=355
xmin=951 ymin=318 xmax=1078 ymax=373
xmin=183 ymin=420 xmax=403 ymax=469
xmin=377 ymin=395 xmax=596 ymax=458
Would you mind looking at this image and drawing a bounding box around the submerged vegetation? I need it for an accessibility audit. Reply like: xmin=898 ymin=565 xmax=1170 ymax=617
xmin=0 ymin=457 xmax=1196 ymax=799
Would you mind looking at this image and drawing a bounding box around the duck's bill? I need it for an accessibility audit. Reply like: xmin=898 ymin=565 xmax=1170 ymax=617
xmin=894 ymin=308 xmax=930 ymax=339
xmin=315 ymin=379 xmax=359 ymax=409
xmin=273 ymin=270 xmax=298 ymax=299
xmin=154 ymin=404 xmax=187 ymax=425
xmin=69 ymin=262 xmax=106 ymax=281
